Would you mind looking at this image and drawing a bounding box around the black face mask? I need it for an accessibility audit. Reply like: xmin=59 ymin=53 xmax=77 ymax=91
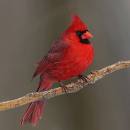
xmin=76 ymin=30 xmax=90 ymax=44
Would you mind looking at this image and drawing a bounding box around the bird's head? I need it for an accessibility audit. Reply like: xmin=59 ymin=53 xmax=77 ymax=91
xmin=64 ymin=15 xmax=93 ymax=44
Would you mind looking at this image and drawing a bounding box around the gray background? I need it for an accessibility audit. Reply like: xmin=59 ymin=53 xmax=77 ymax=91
xmin=0 ymin=0 xmax=130 ymax=130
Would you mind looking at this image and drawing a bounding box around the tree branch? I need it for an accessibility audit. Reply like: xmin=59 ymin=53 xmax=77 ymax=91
xmin=0 ymin=60 xmax=130 ymax=111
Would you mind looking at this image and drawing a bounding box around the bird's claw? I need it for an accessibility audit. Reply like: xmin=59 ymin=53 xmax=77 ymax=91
xmin=59 ymin=82 xmax=68 ymax=93
xmin=78 ymin=75 xmax=90 ymax=82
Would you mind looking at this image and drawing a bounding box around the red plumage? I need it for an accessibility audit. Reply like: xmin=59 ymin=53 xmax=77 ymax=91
xmin=20 ymin=15 xmax=94 ymax=126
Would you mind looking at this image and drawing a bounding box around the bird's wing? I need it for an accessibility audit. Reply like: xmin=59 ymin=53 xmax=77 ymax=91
xmin=33 ymin=39 xmax=69 ymax=78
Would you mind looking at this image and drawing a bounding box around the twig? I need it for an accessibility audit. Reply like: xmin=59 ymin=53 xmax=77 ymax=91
xmin=0 ymin=60 xmax=130 ymax=111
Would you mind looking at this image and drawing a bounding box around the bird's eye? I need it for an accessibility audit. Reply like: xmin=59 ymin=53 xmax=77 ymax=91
xmin=76 ymin=31 xmax=82 ymax=36
xmin=76 ymin=30 xmax=87 ymax=37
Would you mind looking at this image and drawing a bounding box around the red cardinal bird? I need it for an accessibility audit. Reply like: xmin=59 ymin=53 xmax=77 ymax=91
xmin=20 ymin=15 xmax=94 ymax=126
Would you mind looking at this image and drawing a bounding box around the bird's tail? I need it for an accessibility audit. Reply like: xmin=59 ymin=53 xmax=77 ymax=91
xmin=20 ymin=77 xmax=53 ymax=126
xmin=20 ymin=101 xmax=45 ymax=126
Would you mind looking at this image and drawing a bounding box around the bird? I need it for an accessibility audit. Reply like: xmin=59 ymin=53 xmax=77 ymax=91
xmin=20 ymin=15 xmax=94 ymax=126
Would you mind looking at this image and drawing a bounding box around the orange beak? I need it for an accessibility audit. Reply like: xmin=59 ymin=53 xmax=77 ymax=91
xmin=81 ymin=31 xmax=93 ymax=39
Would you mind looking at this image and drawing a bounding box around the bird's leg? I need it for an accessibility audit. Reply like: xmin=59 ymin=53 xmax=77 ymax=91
xmin=78 ymin=74 xmax=96 ymax=89
xmin=78 ymin=74 xmax=90 ymax=82
xmin=59 ymin=81 xmax=68 ymax=93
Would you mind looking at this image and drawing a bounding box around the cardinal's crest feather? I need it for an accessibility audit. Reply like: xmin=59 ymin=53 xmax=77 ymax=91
xmin=66 ymin=15 xmax=87 ymax=32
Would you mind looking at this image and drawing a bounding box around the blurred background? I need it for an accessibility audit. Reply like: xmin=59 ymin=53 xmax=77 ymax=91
xmin=0 ymin=0 xmax=130 ymax=130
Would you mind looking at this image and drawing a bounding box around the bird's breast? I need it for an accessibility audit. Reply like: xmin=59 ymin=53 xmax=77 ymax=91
xmin=49 ymin=44 xmax=94 ymax=81
xmin=66 ymin=44 xmax=94 ymax=73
